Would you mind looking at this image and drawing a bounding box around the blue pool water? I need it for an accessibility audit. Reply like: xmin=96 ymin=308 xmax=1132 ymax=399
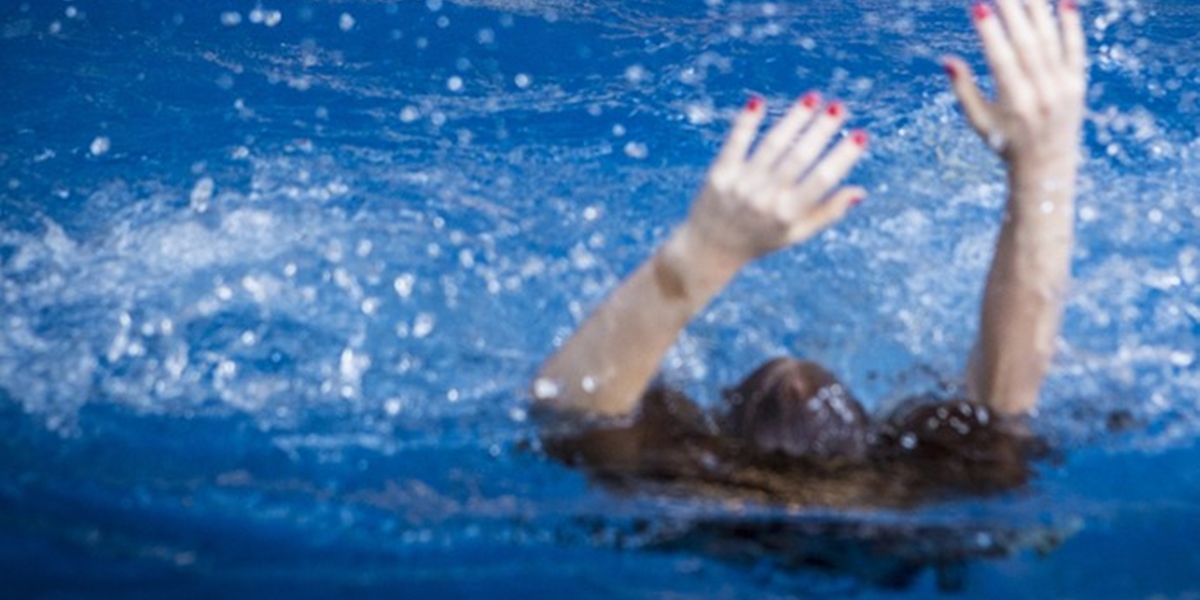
xmin=2 ymin=0 xmax=1199 ymax=597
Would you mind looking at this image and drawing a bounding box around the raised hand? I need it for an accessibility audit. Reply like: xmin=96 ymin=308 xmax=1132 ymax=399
xmin=942 ymin=0 xmax=1086 ymax=170
xmin=680 ymin=94 xmax=869 ymax=274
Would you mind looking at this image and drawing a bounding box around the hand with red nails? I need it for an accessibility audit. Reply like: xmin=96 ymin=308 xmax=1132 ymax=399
xmin=946 ymin=1 xmax=1087 ymax=416
xmin=944 ymin=0 xmax=1086 ymax=168
xmin=534 ymin=93 xmax=869 ymax=417
xmin=683 ymin=95 xmax=869 ymax=273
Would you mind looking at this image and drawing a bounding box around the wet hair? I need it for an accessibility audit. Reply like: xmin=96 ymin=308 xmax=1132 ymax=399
xmin=722 ymin=357 xmax=869 ymax=462
xmin=873 ymin=396 xmax=1039 ymax=492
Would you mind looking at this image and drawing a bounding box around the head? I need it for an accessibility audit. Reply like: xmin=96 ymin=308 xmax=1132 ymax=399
xmin=722 ymin=357 xmax=869 ymax=462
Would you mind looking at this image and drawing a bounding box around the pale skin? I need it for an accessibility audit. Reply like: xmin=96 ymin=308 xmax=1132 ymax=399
xmin=534 ymin=0 xmax=1086 ymax=420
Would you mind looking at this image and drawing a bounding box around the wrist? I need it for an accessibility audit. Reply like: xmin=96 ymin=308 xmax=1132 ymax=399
xmin=656 ymin=223 xmax=744 ymax=308
xmin=1005 ymin=152 xmax=1079 ymax=213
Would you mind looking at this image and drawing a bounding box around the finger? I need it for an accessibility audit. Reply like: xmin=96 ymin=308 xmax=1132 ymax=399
xmin=1024 ymin=0 xmax=1060 ymax=54
xmin=749 ymin=91 xmax=823 ymax=170
xmin=776 ymin=101 xmax=849 ymax=183
xmin=994 ymin=0 xmax=1054 ymax=98
xmin=972 ymin=3 xmax=1025 ymax=98
xmin=943 ymin=56 xmax=996 ymax=137
xmin=784 ymin=131 xmax=867 ymax=220
xmin=789 ymin=185 xmax=868 ymax=243
xmin=1059 ymin=0 xmax=1086 ymax=75
xmin=712 ymin=96 xmax=766 ymax=178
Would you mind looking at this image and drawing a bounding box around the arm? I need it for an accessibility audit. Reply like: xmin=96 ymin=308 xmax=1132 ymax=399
xmin=945 ymin=0 xmax=1087 ymax=416
xmin=534 ymin=94 xmax=870 ymax=417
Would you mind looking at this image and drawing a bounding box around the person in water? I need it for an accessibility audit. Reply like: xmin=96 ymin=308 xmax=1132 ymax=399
xmin=532 ymin=0 xmax=1086 ymax=508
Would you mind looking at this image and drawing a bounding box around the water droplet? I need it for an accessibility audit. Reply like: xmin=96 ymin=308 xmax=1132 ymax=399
xmin=623 ymin=141 xmax=648 ymax=159
xmin=412 ymin=313 xmax=435 ymax=338
xmin=986 ymin=131 xmax=1007 ymax=153
xmin=361 ymin=297 xmax=380 ymax=315
xmin=189 ymin=177 xmax=214 ymax=212
xmin=89 ymin=136 xmax=110 ymax=156
xmin=338 ymin=13 xmax=355 ymax=31
xmin=384 ymin=398 xmax=402 ymax=416
xmin=393 ymin=274 xmax=415 ymax=298
xmin=533 ymin=378 xmax=560 ymax=400
xmin=624 ymin=64 xmax=648 ymax=84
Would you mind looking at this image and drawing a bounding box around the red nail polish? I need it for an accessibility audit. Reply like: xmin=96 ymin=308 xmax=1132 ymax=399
xmin=746 ymin=95 xmax=763 ymax=113
xmin=850 ymin=196 xmax=865 ymax=207
xmin=826 ymin=101 xmax=844 ymax=117
xmin=851 ymin=129 xmax=869 ymax=148
xmin=1061 ymin=0 xmax=1078 ymax=11
xmin=800 ymin=91 xmax=821 ymax=109
xmin=943 ymin=61 xmax=959 ymax=81
xmin=972 ymin=2 xmax=992 ymax=20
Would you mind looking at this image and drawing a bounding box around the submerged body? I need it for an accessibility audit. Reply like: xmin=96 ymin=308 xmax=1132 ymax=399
xmin=541 ymin=360 xmax=1043 ymax=509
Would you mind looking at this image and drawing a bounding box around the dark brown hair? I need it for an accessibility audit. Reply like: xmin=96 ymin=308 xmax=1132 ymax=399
xmin=722 ymin=357 xmax=869 ymax=462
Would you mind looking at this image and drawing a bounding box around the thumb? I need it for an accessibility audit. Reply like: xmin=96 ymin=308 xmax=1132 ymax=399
xmin=942 ymin=55 xmax=994 ymax=139
xmin=792 ymin=185 xmax=868 ymax=243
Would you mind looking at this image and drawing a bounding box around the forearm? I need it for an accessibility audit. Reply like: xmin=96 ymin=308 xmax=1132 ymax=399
xmin=972 ymin=158 xmax=1077 ymax=415
xmin=534 ymin=224 xmax=742 ymax=417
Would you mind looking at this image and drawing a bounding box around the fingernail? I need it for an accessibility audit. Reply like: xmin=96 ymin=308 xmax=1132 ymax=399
xmin=1061 ymin=0 xmax=1078 ymax=12
xmin=942 ymin=61 xmax=959 ymax=81
xmin=850 ymin=195 xmax=866 ymax=207
xmin=850 ymin=129 xmax=869 ymax=148
xmin=800 ymin=91 xmax=821 ymax=109
xmin=746 ymin=95 xmax=764 ymax=113
xmin=826 ymin=101 xmax=844 ymax=118
xmin=972 ymin=2 xmax=992 ymax=20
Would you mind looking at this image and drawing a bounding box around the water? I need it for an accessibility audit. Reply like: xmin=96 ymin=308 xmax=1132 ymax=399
xmin=2 ymin=0 xmax=1199 ymax=597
